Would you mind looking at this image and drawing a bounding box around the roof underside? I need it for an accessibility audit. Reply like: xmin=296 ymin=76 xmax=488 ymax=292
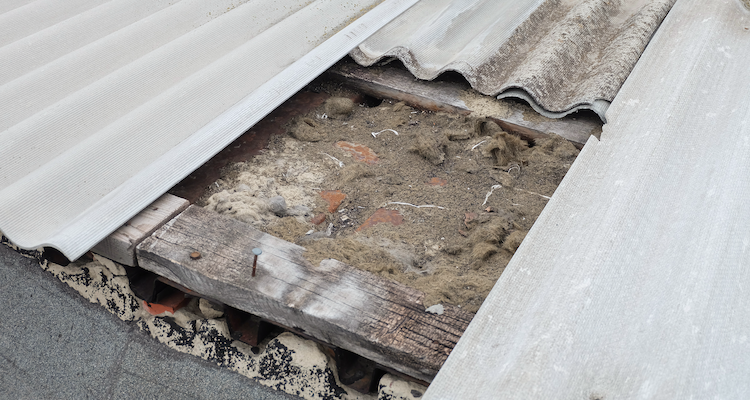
xmin=425 ymin=0 xmax=750 ymax=398
xmin=352 ymin=0 xmax=676 ymax=120
xmin=0 ymin=0 xmax=417 ymax=260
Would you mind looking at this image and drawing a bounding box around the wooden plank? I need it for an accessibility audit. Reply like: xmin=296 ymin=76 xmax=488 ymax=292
xmin=328 ymin=62 xmax=601 ymax=146
xmin=92 ymin=194 xmax=189 ymax=266
xmin=329 ymin=62 xmax=472 ymax=115
xmin=136 ymin=205 xmax=472 ymax=382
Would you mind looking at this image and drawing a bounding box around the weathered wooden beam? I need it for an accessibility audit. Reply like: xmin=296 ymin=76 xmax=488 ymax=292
xmin=329 ymin=62 xmax=472 ymax=115
xmin=92 ymin=194 xmax=189 ymax=266
xmin=136 ymin=205 xmax=472 ymax=382
xmin=328 ymin=62 xmax=601 ymax=146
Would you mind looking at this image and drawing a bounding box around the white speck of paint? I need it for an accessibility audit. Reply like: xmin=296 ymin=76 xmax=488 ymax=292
xmin=425 ymin=304 xmax=444 ymax=315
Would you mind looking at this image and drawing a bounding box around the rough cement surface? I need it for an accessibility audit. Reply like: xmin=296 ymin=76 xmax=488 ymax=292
xmin=0 ymin=239 xmax=427 ymax=400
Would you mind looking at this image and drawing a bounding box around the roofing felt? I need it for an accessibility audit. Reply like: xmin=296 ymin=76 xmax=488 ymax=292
xmin=424 ymin=0 xmax=750 ymax=398
xmin=0 ymin=0 xmax=417 ymax=260
xmin=351 ymin=0 xmax=676 ymax=121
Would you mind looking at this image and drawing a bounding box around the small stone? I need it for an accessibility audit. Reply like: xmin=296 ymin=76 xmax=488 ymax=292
xmin=425 ymin=304 xmax=444 ymax=315
xmin=266 ymin=196 xmax=287 ymax=216
xmin=199 ymin=298 xmax=224 ymax=319
xmin=236 ymin=183 xmax=251 ymax=192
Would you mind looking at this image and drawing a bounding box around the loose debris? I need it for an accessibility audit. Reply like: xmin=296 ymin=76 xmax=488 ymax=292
xmin=202 ymin=94 xmax=580 ymax=313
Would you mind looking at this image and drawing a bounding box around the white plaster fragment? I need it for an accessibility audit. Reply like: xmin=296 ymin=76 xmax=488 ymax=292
xmin=425 ymin=304 xmax=444 ymax=315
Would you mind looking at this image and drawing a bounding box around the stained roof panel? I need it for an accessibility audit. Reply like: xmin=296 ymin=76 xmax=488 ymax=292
xmin=352 ymin=0 xmax=676 ymax=120
xmin=425 ymin=0 xmax=750 ymax=397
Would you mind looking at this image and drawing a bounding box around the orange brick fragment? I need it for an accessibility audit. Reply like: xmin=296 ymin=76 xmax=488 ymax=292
xmin=311 ymin=213 xmax=326 ymax=225
xmin=320 ymin=190 xmax=346 ymax=213
xmin=357 ymin=208 xmax=403 ymax=231
xmin=335 ymin=141 xmax=378 ymax=164
xmin=427 ymin=177 xmax=447 ymax=186
xmin=143 ymin=290 xmax=190 ymax=315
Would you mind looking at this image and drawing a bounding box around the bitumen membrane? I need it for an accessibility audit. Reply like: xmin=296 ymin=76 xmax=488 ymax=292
xmin=0 ymin=244 xmax=299 ymax=400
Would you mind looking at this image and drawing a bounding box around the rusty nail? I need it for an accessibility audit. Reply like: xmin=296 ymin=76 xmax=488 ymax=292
xmin=190 ymin=251 xmax=201 ymax=260
xmin=252 ymin=248 xmax=262 ymax=277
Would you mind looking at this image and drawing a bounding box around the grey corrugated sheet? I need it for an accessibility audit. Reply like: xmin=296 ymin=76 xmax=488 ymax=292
xmin=425 ymin=0 xmax=750 ymax=398
xmin=0 ymin=0 xmax=417 ymax=260
xmin=351 ymin=0 xmax=676 ymax=121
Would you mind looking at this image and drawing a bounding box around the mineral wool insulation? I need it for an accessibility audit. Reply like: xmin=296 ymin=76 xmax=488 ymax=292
xmin=352 ymin=0 xmax=676 ymax=120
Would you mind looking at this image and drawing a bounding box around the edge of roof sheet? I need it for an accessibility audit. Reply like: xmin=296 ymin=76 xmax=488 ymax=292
xmin=496 ymin=89 xmax=611 ymax=121
xmin=0 ymin=0 xmax=419 ymax=260
xmin=351 ymin=0 xmax=676 ymax=121
xmin=424 ymin=0 xmax=750 ymax=397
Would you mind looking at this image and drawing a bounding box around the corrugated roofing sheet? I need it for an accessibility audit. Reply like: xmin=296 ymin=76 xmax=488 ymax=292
xmin=425 ymin=0 xmax=750 ymax=398
xmin=351 ymin=0 xmax=676 ymax=120
xmin=0 ymin=0 xmax=417 ymax=260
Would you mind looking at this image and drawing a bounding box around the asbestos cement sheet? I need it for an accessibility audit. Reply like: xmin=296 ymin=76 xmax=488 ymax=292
xmin=425 ymin=0 xmax=750 ymax=398
xmin=352 ymin=0 xmax=676 ymax=120
xmin=0 ymin=0 xmax=417 ymax=260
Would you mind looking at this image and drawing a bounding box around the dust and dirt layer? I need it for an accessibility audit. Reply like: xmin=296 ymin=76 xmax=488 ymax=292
xmin=201 ymin=96 xmax=579 ymax=314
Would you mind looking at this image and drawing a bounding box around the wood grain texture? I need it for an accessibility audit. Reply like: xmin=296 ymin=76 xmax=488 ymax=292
xmin=329 ymin=62 xmax=472 ymax=115
xmin=92 ymin=194 xmax=188 ymax=266
xmin=329 ymin=62 xmax=600 ymax=146
xmin=136 ymin=205 xmax=472 ymax=382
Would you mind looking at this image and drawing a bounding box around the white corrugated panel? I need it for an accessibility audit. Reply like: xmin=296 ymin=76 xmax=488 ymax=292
xmin=0 ymin=0 xmax=417 ymax=260
xmin=425 ymin=0 xmax=750 ymax=398
xmin=352 ymin=0 xmax=676 ymax=120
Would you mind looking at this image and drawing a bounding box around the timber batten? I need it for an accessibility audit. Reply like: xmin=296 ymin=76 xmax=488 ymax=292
xmin=136 ymin=205 xmax=472 ymax=382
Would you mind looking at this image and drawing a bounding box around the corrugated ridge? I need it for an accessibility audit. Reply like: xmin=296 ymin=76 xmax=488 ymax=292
xmin=0 ymin=0 xmax=113 ymax=46
xmin=0 ymin=0 xmax=180 ymax=85
xmin=0 ymin=0 xmax=304 ymax=148
xmin=352 ymin=0 xmax=676 ymax=120
xmin=0 ymin=0 xmax=417 ymax=259
xmin=0 ymin=0 xmax=35 ymax=15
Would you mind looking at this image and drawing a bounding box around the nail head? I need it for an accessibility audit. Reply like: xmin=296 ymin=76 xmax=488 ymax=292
xmin=252 ymin=248 xmax=263 ymax=256
xmin=190 ymin=251 xmax=201 ymax=260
